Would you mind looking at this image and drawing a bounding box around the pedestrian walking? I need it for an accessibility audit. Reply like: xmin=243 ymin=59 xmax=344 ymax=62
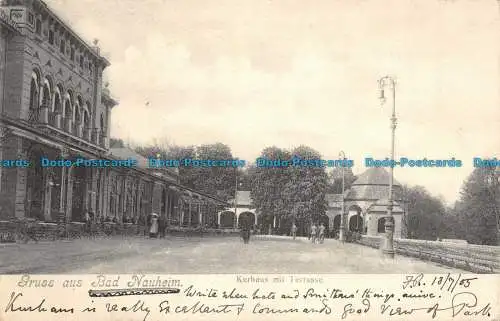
xmin=291 ymin=223 xmax=297 ymax=240
xmin=241 ymin=223 xmax=251 ymax=244
xmin=310 ymin=223 xmax=317 ymax=244
xmin=20 ymin=218 xmax=38 ymax=243
xmin=319 ymin=223 xmax=326 ymax=244
xmin=158 ymin=215 xmax=166 ymax=238
xmin=84 ymin=209 xmax=92 ymax=238
xmin=149 ymin=213 xmax=159 ymax=238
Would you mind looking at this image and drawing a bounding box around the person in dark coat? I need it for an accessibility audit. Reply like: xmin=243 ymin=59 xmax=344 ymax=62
xmin=241 ymin=223 xmax=251 ymax=244
xmin=158 ymin=215 xmax=166 ymax=238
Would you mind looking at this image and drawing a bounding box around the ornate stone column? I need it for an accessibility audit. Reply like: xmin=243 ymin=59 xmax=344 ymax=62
xmin=58 ymin=148 xmax=69 ymax=222
xmin=76 ymin=122 xmax=83 ymax=138
xmin=0 ymin=126 xmax=9 ymax=194
xmin=92 ymin=128 xmax=100 ymax=145
xmin=179 ymin=198 xmax=184 ymax=226
xmin=188 ymin=198 xmax=192 ymax=227
xmin=15 ymin=148 xmax=28 ymax=219
xmin=198 ymin=202 xmax=202 ymax=226
xmin=84 ymin=126 xmax=92 ymax=142
xmin=43 ymin=169 xmax=52 ymax=221
xmin=54 ymin=112 xmax=62 ymax=129
xmin=64 ymin=117 xmax=73 ymax=134
xmin=65 ymin=165 xmax=73 ymax=223
xmin=39 ymin=103 xmax=49 ymax=124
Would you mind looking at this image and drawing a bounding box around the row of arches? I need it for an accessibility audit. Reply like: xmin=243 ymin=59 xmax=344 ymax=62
xmin=216 ymin=211 xmax=388 ymax=235
xmin=219 ymin=211 xmax=256 ymax=228
xmin=29 ymin=69 xmax=105 ymax=131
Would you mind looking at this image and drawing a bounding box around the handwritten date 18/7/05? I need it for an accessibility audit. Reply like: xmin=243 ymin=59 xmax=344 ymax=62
xmin=402 ymin=273 xmax=477 ymax=293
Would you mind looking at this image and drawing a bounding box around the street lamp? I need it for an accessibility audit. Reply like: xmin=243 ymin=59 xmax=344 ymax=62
xmin=339 ymin=150 xmax=346 ymax=242
xmin=378 ymin=75 xmax=397 ymax=259
xmin=234 ymin=169 xmax=239 ymax=229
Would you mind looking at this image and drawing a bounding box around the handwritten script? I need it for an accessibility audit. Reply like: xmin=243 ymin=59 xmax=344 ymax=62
xmin=0 ymin=273 xmax=496 ymax=320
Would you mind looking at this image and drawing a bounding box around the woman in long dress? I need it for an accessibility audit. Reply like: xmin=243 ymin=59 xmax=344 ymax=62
xmin=149 ymin=214 xmax=159 ymax=238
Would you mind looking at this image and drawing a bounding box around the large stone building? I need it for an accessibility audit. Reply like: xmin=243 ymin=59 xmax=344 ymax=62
xmin=0 ymin=0 xmax=225 ymax=238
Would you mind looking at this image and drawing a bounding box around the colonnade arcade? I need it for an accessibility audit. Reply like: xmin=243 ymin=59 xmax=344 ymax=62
xmin=20 ymin=142 xmax=223 ymax=225
xmin=217 ymin=209 xmax=257 ymax=229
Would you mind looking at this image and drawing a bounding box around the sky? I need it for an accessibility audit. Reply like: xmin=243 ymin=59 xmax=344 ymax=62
xmin=46 ymin=0 xmax=499 ymax=204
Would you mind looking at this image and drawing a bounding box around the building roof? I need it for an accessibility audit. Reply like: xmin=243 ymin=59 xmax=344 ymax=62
xmin=346 ymin=184 xmax=403 ymax=202
xmin=109 ymin=147 xmax=178 ymax=176
xmin=108 ymin=147 xmax=226 ymax=205
xmin=109 ymin=147 xmax=148 ymax=168
xmin=351 ymin=167 xmax=401 ymax=186
xmin=326 ymin=193 xmax=343 ymax=207
xmin=345 ymin=167 xmax=403 ymax=201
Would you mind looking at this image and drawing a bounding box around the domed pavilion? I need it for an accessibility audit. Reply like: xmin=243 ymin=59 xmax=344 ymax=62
xmin=326 ymin=167 xmax=406 ymax=238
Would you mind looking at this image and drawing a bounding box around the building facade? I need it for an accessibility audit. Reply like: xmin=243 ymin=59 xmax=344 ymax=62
xmin=326 ymin=167 xmax=405 ymax=238
xmin=0 ymin=0 xmax=226 ymax=239
xmin=218 ymin=191 xmax=258 ymax=229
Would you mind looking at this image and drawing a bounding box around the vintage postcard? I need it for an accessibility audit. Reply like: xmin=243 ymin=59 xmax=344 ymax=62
xmin=0 ymin=0 xmax=499 ymax=320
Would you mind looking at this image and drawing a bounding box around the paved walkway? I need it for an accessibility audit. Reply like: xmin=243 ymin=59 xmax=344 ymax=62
xmin=0 ymin=235 xmax=463 ymax=274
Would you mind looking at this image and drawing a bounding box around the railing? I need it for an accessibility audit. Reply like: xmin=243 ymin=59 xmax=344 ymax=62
xmin=24 ymin=106 xmax=96 ymax=143
xmin=357 ymin=235 xmax=500 ymax=273
xmin=28 ymin=107 xmax=40 ymax=123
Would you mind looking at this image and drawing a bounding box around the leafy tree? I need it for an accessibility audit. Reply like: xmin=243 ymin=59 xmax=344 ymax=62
xmin=249 ymin=145 xmax=328 ymax=235
xmin=191 ymin=143 xmax=238 ymax=201
xmin=439 ymin=204 xmax=466 ymax=240
xmin=285 ymin=145 xmax=328 ymax=224
xmin=456 ymin=166 xmax=499 ymax=245
xmin=135 ymin=142 xmax=238 ymax=201
xmin=237 ymin=167 xmax=252 ymax=191
xmin=401 ymin=185 xmax=446 ymax=240
xmin=249 ymin=146 xmax=292 ymax=234
xmin=327 ymin=167 xmax=357 ymax=194
xmin=109 ymin=137 xmax=125 ymax=148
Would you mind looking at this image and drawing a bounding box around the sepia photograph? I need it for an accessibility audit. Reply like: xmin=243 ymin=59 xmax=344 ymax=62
xmin=0 ymin=0 xmax=498 ymax=280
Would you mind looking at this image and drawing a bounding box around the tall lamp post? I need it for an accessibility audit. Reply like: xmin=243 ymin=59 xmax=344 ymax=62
xmin=378 ymin=75 xmax=397 ymax=258
xmin=339 ymin=150 xmax=346 ymax=242
xmin=234 ymin=169 xmax=238 ymax=229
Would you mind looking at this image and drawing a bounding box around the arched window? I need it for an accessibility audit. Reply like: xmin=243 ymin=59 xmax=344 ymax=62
xmin=35 ymin=18 xmax=42 ymax=35
xmin=59 ymin=37 xmax=65 ymax=54
xmin=377 ymin=217 xmax=386 ymax=233
xmin=29 ymin=71 xmax=40 ymax=111
xmin=41 ymin=78 xmax=52 ymax=108
xmin=83 ymin=103 xmax=91 ymax=129
xmin=48 ymin=28 xmax=54 ymax=45
xmin=100 ymin=113 xmax=105 ymax=131
xmin=74 ymin=97 xmax=82 ymax=125
xmin=53 ymin=85 xmax=62 ymax=113
xmin=64 ymin=92 xmax=72 ymax=120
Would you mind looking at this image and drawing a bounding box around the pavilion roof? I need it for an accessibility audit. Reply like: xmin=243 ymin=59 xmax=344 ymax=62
xmin=352 ymin=167 xmax=402 ymax=186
